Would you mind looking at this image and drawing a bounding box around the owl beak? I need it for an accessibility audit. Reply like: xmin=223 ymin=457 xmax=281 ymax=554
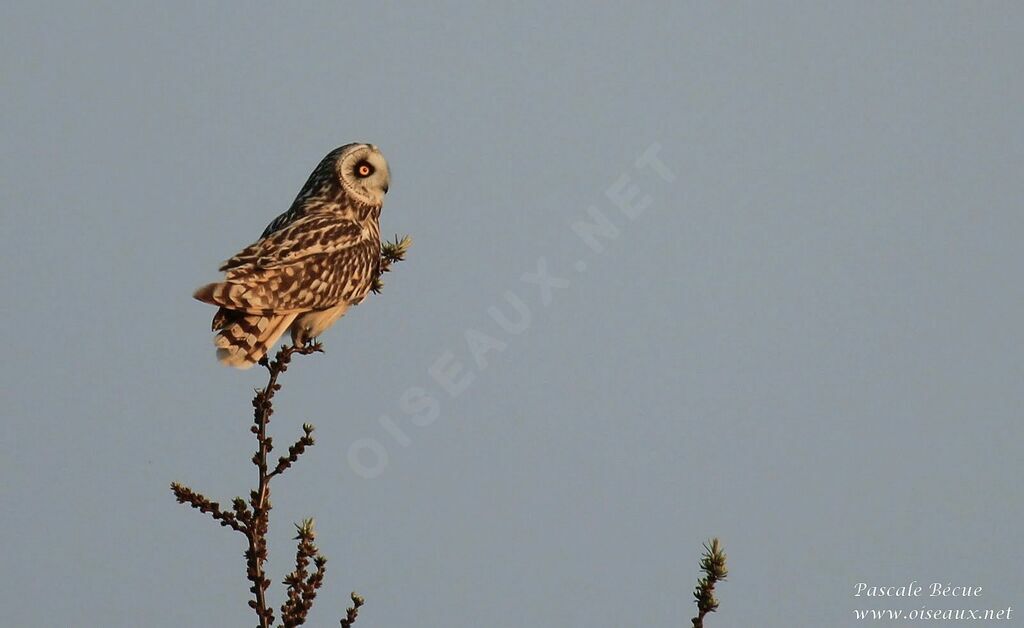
xmin=382 ymin=183 xmax=389 ymax=194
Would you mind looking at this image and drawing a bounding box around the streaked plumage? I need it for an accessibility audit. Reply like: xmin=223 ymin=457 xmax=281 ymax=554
xmin=194 ymin=143 xmax=389 ymax=368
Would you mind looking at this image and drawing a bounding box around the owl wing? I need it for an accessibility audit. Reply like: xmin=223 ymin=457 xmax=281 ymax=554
xmin=196 ymin=214 xmax=369 ymax=314
xmin=220 ymin=214 xmax=365 ymax=275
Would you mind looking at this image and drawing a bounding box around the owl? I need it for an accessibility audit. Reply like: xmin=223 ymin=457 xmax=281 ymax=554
xmin=194 ymin=143 xmax=390 ymax=368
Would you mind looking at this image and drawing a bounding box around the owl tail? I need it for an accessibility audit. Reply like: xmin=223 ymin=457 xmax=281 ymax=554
xmin=194 ymin=282 xmax=298 ymax=368
xmin=210 ymin=310 xmax=298 ymax=369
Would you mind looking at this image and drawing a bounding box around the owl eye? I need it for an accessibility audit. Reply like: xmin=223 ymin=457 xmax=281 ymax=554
xmin=355 ymin=161 xmax=374 ymax=178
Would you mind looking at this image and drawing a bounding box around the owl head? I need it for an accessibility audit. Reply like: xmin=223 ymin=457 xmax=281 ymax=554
xmin=334 ymin=143 xmax=390 ymax=207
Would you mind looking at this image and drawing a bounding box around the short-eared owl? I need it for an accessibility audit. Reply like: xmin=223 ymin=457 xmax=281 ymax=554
xmin=194 ymin=143 xmax=389 ymax=368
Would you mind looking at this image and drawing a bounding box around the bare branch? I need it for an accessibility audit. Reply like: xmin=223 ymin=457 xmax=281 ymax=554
xmin=173 ymin=236 xmax=408 ymax=625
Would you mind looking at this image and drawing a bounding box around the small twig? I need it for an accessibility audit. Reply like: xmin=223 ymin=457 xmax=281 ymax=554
xmin=281 ymin=519 xmax=329 ymax=627
xmin=270 ymin=423 xmax=316 ymax=479
xmin=691 ymin=538 xmax=728 ymax=628
xmin=170 ymin=483 xmax=245 ymax=533
xmin=340 ymin=592 xmax=365 ymax=627
xmin=371 ymin=235 xmax=412 ymax=293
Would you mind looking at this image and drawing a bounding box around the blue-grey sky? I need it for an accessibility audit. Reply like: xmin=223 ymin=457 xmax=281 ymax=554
xmin=2 ymin=3 xmax=1022 ymax=627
